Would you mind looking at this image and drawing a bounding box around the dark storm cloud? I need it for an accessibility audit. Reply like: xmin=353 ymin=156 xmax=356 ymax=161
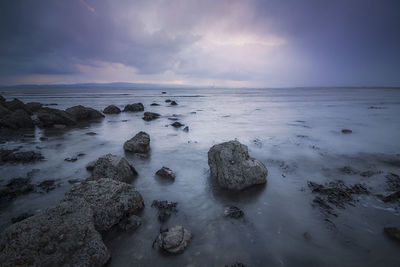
xmin=0 ymin=0 xmax=399 ymax=86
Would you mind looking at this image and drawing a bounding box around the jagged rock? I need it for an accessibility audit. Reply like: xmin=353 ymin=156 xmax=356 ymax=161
xmin=65 ymin=105 xmax=104 ymax=121
xmin=0 ymin=199 xmax=110 ymax=266
xmin=143 ymin=112 xmax=160 ymax=121
xmin=36 ymin=108 xmax=77 ymax=128
xmin=0 ymin=150 xmax=44 ymax=164
xmin=86 ymin=154 xmax=137 ymax=183
xmin=224 ymin=206 xmax=244 ymax=218
xmin=103 ymin=105 xmax=121 ymax=114
xmin=156 ymin=226 xmax=192 ymax=254
xmin=64 ymin=178 xmax=144 ymax=231
xmin=0 ymin=109 xmax=34 ymax=129
xmin=123 ymin=103 xmax=144 ymax=112
xmin=25 ymin=102 xmax=43 ymax=112
xmin=156 ymin=166 xmax=176 ymax=179
xmin=208 ymin=140 xmax=268 ymax=190
xmin=123 ymin=131 xmax=150 ymax=154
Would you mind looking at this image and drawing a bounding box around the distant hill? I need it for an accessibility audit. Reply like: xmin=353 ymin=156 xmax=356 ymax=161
xmin=0 ymin=82 xmax=199 ymax=89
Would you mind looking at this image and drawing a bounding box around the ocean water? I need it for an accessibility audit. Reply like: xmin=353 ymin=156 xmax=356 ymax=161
xmin=0 ymin=87 xmax=400 ymax=266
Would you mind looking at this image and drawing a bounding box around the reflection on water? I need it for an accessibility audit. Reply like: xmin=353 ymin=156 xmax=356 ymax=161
xmin=1 ymin=87 xmax=400 ymax=266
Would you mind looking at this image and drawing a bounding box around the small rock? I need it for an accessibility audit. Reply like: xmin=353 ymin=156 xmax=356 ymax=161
xmin=64 ymin=157 xmax=78 ymax=162
xmin=171 ymin=122 xmax=184 ymax=128
xmin=384 ymin=227 xmax=400 ymax=242
xmin=341 ymin=129 xmax=352 ymax=134
xmin=183 ymin=126 xmax=189 ymax=132
xmin=103 ymin=105 xmax=121 ymax=114
xmin=156 ymin=226 xmax=192 ymax=254
xmin=86 ymin=132 xmax=97 ymax=136
xmin=142 ymin=112 xmax=160 ymax=121
xmin=162 ymin=92 xmax=167 ymax=94
xmin=156 ymin=167 xmax=176 ymax=179
xmin=224 ymin=206 xmax=244 ymax=218
xmin=168 ymin=117 xmax=179 ymax=121
xmin=165 ymin=99 xmax=172 ymax=103
xmin=123 ymin=131 xmax=150 ymax=154
xmin=37 ymin=180 xmax=57 ymax=193
xmin=150 ymin=103 xmax=160 ymax=106
xmin=170 ymin=101 xmax=178 ymax=106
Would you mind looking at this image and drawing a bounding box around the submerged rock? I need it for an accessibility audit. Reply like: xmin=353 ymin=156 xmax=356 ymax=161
xmin=0 ymin=109 xmax=34 ymax=129
xmin=0 ymin=199 xmax=110 ymax=266
xmin=0 ymin=150 xmax=44 ymax=164
xmin=341 ymin=129 xmax=352 ymax=134
xmin=36 ymin=107 xmax=77 ymax=128
xmin=64 ymin=178 xmax=144 ymax=232
xmin=118 ymin=215 xmax=142 ymax=231
xmin=155 ymin=166 xmax=176 ymax=179
xmin=183 ymin=126 xmax=189 ymax=132
xmin=208 ymin=140 xmax=268 ymax=190
xmin=156 ymin=226 xmax=192 ymax=254
xmin=151 ymin=200 xmax=177 ymax=222
xmin=165 ymin=99 xmax=172 ymax=103
xmin=225 ymin=262 xmax=249 ymax=267
xmin=65 ymin=105 xmax=104 ymax=121
xmin=37 ymin=179 xmax=57 ymax=193
xmin=0 ymin=177 xmax=34 ymax=201
xmin=384 ymin=227 xmax=400 ymax=242
xmin=123 ymin=131 xmax=150 ymax=154
xmin=123 ymin=103 xmax=144 ymax=112
xmin=142 ymin=112 xmax=160 ymax=121
xmin=86 ymin=154 xmax=137 ymax=183
xmin=171 ymin=121 xmax=184 ymax=128
xmin=150 ymin=103 xmax=160 ymax=106
xmin=224 ymin=206 xmax=244 ymax=218
xmin=170 ymin=101 xmax=178 ymax=106
xmin=103 ymin=105 xmax=121 ymax=114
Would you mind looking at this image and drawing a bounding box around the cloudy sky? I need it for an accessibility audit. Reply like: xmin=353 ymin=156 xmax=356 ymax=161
xmin=0 ymin=0 xmax=399 ymax=87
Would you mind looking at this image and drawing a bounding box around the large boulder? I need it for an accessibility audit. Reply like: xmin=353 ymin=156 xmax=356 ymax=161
xmin=36 ymin=108 xmax=77 ymax=128
xmin=0 ymin=199 xmax=110 ymax=266
xmin=65 ymin=105 xmax=104 ymax=121
xmin=208 ymin=140 xmax=268 ymax=190
xmin=103 ymin=105 xmax=121 ymax=114
xmin=64 ymin=178 xmax=144 ymax=232
xmin=0 ymin=109 xmax=34 ymax=129
xmin=4 ymin=98 xmax=31 ymax=114
xmin=123 ymin=131 xmax=150 ymax=154
xmin=123 ymin=103 xmax=144 ymax=112
xmin=86 ymin=154 xmax=137 ymax=183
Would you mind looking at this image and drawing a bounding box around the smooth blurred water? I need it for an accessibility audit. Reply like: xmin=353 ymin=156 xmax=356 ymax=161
xmin=0 ymin=87 xmax=400 ymax=267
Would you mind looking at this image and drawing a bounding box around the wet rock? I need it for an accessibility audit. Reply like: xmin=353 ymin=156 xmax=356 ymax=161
xmin=382 ymin=191 xmax=400 ymax=203
xmin=386 ymin=173 xmax=400 ymax=191
xmin=384 ymin=227 xmax=400 ymax=242
xmin=225 ymin=262 xmax=249 ymax=267
xmin=64 ymin=157 xmax=78 ymax=162
xmin=0 ymin=109 xmax=34 ymax=129
xmin=165 ymin=99 xmax=172 ymax=103
xmin=170 ymin=101 xmax=178 ymax=106
xmin=86 ymin=154 xmax=137 ymax=183
xmin=0 ymin=103 xmax=10 ymax=116
xmin=156 ymin=226 xmax=192 ymax=254
xmin=183 ymin=126 xmax=189 ymax=132
xmin=11 ymin=212 xmax=34 ymax=223
xmin=66 ymin=105 xmax=105 ymax=121
xmin=4 ymin=98 xmax=31 ymax=114
xmin=150 ymin=103 xmax=160 ymax=106
xmin=224 ymin=206 xmax=244 ymax=218
xmin=341 ymin=129 xmax=352 ymax=134
xmin=156 ymin=167 xmax=176 ymax=179
xmin=0 ymin=177 xmax=34 ymax=201
xmin=36 ymin=107 xmax=77 ymax=128
xmin=171 ymin=121 xmax=184 ymax=128
xmin=37 ymin=180 xmax=57 ymax=193
xmin=162 ymin=92 xmax=167 ymax=94
xmin=64 ymin=178 xmax=144 ymax=231
xmin=0 ymin=199 xmax=110 ymax=266
xmin=123 ymin=131 xmax=150 ymax=154
xmin=118 ymin=215 xmax=142 ymax=231
xmin=0 ymin=150 xmax=44 ymax=164
xmin=86 ymin=131 xmax=97 ymax=136
xmin=168 ymin=117 xmax=179 ymax=121
xmin=142 ymin=112 xmax=160 ymax=121
xmin=151 ymin=200 xmax=178 ymax=222
xmin=25 ymin=102 xmax=43 ymax=112
xmin=308 ymin=180 xmax=369 ymax=215
xmin=103 ymin=105 xmax=121 ymax=114
xmin=338 ymin=166 xmax=359 ymax=175
xmin=123 ymin=103 xmax=144 ymax=112
xmin=208 ymin=140 xmax=268 ymax=190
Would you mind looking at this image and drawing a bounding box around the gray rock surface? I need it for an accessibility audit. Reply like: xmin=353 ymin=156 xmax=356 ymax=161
xmin=25 ymin=102 xmax=43 ymax=112
xmin=86 ymin=154 xmax=137 ymax=183
xmin=156 ymin=225 xmax=192 ymax=253
xmin=103 ymin=105 xmax=121 ymax=114
xmin=123 ymin=131 xmax=150 ymax=154
xmin=208 ymin=140 xmax=268 ymax=190
xmin=4 ymin=98 xmax=31 ymax=114
xmin=64 ymin=178 xmax=144 ymax=232
xmin=156 ymin=166 xmax=176 ymax=179
xmin=0 ymin=109 xmax=34 ymax=129
xmin=36 ymin=107 xmax=77 ymax=127
xmin=0 ymin=199 xmax=110 ymax=267
xmin=66 ymin=105 xmax=105 ymax=121
xmin=123 ymin=103 xmax=144 ymax=112
xmin=142 ymin=112 xmax=160 ymax=121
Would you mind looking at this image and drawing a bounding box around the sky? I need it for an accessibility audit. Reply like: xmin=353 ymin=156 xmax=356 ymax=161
xmin=0 ymin=0 xmax=399 ymax=87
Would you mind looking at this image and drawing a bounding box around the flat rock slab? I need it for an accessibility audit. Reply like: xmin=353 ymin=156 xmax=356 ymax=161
xmin=208 ymin=140 xmax=268 ymax=190
xmin=0 ymin=199 xmax=110 ymax=267
xmin=64 ymin=178 xmax=144 ymax=232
